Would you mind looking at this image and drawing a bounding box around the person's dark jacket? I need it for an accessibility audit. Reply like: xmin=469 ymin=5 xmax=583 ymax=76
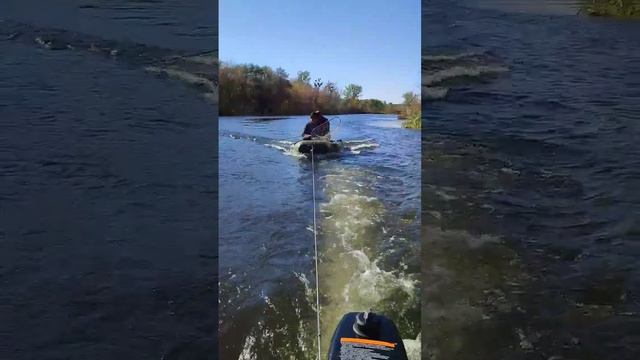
xmin=302 ymin=117 xmax=330 ymax=138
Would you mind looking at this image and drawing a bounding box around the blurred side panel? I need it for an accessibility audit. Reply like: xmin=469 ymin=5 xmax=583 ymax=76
xmin=423 ymin=0 xmax=640 ymax=359
xmin=0 ymin=0 xmax=218 ymax=359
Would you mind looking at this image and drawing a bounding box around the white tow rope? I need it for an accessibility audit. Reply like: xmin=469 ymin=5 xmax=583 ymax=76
xmin=310 ymin=146 xmax=322 ymax=359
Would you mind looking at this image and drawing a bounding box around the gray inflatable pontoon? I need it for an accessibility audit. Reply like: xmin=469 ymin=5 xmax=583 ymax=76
xmin=294 ymin=139 xmax=342 ymax=154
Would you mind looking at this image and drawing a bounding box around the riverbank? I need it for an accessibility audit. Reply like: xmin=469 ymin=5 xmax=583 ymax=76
xmin=581 ymin=0 xmax=640 ymax=18
xmin=400 ymin=111 xmax=421 ymax=129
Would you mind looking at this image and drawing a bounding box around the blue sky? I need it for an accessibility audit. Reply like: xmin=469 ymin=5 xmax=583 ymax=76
xmin=220 ymin=0 xmax=420 ymax=103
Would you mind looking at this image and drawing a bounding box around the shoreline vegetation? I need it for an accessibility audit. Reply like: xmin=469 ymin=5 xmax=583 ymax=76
xmin=580 ymin=0 xmax=640 ymax=18
xmin=219 ymin=62 xmax=421 ymax=129
xmin=397 ymin=91 xmax=421 ymax=129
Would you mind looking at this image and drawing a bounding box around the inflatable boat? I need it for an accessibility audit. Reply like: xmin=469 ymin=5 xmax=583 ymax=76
xmin=293 ymin=139 xmax=342 ymax=155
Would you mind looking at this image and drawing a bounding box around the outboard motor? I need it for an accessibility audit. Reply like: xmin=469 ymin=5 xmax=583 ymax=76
xmin=327 ymin=312 xmax=408 ymax=360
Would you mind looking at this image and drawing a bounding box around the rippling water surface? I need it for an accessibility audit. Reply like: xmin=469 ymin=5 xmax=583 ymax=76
xmin=0 ymin=1 xmax=217 ymax=359
xmin=423 ymin=0 xmax=640 ymax=359
xmin=219 ymin=115 xmax=421 ymax=359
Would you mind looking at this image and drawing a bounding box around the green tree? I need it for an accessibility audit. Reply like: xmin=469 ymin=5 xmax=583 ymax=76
xmin=400 ymin=91 xmax=421 ymax=129
xmin=342 ymin=84 xmax=363 ymax=112
xmin=343 ymin=84 xmax=363 ymax=101
xmin=364 ymin=99 xmax=386 ymax=113
xmin=324 ymin=82 xmax=338 ymax=96
xmin=296 ymin=71 xmax=311 ymax=84
xmin=402 ymin=92 xmax=419 ymax=107
xmin=275 ymin=67 xmax=289 ymax=79
xmin=580 ymin=0 xmax=640 ymax=17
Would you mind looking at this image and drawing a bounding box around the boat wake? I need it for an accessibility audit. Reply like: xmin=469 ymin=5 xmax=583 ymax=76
xmin=0 ymin=19 xmax=218 ymax=103
xmin=318 ymin=167 xmax=421 ymax=359
xmin=221 ymin=130 xmax=379 ymax=158
xmin=423 ymin=50 xmax=508 ymax=101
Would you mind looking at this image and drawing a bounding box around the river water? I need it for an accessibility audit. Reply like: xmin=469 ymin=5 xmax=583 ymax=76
xmin=423 ymin=0 xmax=640 ymax=359
xmin=0 ymin=1 xmax=217 ymax=359
xmin=219 ymin=115 xmax=421 ymax=359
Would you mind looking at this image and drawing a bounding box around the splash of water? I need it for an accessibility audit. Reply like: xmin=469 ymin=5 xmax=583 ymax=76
xmin=318 ymin=167 xmax=421 ymax=359
xmin=423 ymin=50 xmax=508 ymax=101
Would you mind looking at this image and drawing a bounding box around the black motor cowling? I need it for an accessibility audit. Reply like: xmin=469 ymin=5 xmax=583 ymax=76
xmin=327 ymin=312 xmax=408 ymax=360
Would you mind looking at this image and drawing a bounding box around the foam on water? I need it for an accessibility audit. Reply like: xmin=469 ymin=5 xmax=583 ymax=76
xmin=233 ymin=277 xmax=318 ymax=360
xmin=424 ymin=65 xmax=509 ymax=87
xmin=423 ymin=50 xmax=508 ymax=102
xmin=0 ymin=20 xmax=219 ymax=104
xmin=403 ymin=335 xmax=422 ymax=360
xmin=347 ymin=142 xmax=379 ymax=153
xmin=264 ymin=143 xmax=291 ymax=153
xmin=144 ymin=65 xmax=217 ymax=102
xmin=424 ymin=86 xmax=449 ymax=100
xmin=423 ymin=51 xmax=487 ymax=62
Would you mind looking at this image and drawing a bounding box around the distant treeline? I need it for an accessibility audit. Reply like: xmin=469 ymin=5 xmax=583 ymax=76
xmin=219 ymin=62 xmax=420 ymax=128
xmin=581 ymin=0 xmax=640 ymax=17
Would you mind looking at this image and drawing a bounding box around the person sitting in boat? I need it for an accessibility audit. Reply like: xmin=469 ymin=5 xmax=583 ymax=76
xmin=302 ymin=110 xmax=330 ymax=140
